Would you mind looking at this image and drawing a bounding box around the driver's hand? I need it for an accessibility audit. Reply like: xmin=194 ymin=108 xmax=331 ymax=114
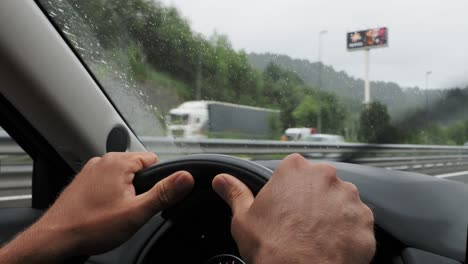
xmin=35 ymin=152 xmax=194 ymax=256
xmin=212 ymin=154 xmax=375 ymax=264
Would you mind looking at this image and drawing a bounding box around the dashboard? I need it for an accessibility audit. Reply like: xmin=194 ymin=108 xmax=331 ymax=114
xmin=0 ymin=157 xmax=466 ymax=264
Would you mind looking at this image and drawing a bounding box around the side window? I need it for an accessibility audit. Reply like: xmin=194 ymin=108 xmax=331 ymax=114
xmin=0 ymin=128 xmax=32 ymax=208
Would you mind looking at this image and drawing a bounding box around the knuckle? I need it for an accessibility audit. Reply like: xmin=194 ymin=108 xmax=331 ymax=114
xmin=228 ymin=185 xmax=245 ymax=202
xmin=152 ymin=153 xmax=160 ymax=162
xmin=127 ymin=156 xmax=144 ymax=169
xmin=348 ymin=228 xmax=376 ymax=261
xmin=88 ymin=157 xmax=101 ymax=163
xmin=155 ymin=181 xmax=172 ymax=209
xmin=103 ymin=152 xmax=115 ymax=158
xmin=102 ymin=152 xmax=119 ymax=161
xmin=284 ymin=153 xmax=306 ymax=166
xmin=361 ymin=232 xmax=377 ymax=257
xmin=344 ymin=182 xmax=359 ymax=197
xmin=322 ymin=163 xmax=337 ymax=175
xmin=83 ymin=157 xmax=101 ymax=170
xmin=363 ymin=204 xmax=375 ymax=226
xmin=101 ymin=152 xmax=127 ymax=169
xmin=315 ymin=163 xmax=338 ymax=182
xmin=288 ymin=153 xmax=305 ymax=162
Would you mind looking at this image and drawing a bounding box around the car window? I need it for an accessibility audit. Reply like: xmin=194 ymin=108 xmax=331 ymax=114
xmin=0 ymin=128 xmax=32 ymax=208
xmin=169 ymin=114 xmax=189 ymax=126
xmin=37 ymin=0 xmax=468 ymax=183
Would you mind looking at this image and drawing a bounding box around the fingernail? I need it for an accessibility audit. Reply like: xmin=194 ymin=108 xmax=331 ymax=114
xmin=213 ymin=175 xmax=228 ymax=197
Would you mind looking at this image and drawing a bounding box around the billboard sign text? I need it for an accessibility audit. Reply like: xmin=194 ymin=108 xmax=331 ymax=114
xmin=347 ymin=27 xmax=388 ymax=50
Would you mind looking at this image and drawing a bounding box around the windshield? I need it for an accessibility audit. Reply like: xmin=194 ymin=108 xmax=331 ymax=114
xmin=38 ymin=0 xmax=468 ymax=183
xmin=169 ymin=114 xmax=189 ymax=126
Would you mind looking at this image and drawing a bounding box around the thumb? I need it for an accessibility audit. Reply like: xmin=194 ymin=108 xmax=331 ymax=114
xmin=135 ymin=171 xmax=194 ymax=214
xmin=212 ymin=174 xmax=254 ymax=216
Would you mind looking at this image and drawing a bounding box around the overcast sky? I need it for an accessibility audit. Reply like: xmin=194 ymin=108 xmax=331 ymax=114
xmin=159 ymin=0 xmax=468 ymax=90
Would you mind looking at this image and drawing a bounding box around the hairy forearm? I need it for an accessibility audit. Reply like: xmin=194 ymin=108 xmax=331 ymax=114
xmin=0 ymin=219 xmax=75 ymax=264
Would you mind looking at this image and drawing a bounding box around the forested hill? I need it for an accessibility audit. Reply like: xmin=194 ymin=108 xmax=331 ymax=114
xmin=248 ymin=53 xmax=444 ymax=117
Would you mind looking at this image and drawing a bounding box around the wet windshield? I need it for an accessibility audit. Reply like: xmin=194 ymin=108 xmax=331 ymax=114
xmin=38 ymin=0 xmax=468 ymax=183
xmin=169 ymin=114 xmax=189 ymax=126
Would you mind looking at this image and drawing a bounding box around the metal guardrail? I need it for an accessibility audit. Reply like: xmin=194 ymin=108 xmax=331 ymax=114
xmin=140 ymin=136 xmax=468 ymax=156
xmin=1 ymin=135 xmax=468 ymax=192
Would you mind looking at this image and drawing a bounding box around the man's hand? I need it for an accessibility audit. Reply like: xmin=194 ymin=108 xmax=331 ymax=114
xmin=0 ymin=152 xmax=194 ymax=264
xmin=212 ymin=153 xmax=375 ymax=264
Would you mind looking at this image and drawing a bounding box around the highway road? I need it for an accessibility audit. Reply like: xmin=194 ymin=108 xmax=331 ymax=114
xmin=0 ymin=163 xmax=32 ymax=207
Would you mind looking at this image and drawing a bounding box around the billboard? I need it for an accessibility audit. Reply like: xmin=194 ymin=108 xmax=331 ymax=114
xmin=347 ymin=27 xmax=388 ymax=50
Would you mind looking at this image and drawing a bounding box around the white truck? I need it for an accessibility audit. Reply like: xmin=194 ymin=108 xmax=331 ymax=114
xmin=167 ymin=101 xmax=280 ymax=139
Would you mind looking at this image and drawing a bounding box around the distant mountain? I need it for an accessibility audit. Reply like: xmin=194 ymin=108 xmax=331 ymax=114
xmin=248 ymin=52 xmax=444 ymax=118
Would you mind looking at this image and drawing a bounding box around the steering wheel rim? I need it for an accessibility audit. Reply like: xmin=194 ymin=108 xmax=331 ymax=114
xmin=134 ymin=154 xmax=272 ymax=196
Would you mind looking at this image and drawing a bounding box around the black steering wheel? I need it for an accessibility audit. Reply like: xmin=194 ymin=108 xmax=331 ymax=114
xmin=134 ymin=154 xmax=272 ymax=196
xmin=129 ymin=154 xmax=273 ymax=264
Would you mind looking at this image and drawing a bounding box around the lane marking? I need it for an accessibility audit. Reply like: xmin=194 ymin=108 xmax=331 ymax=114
xmin=0 ymin=194 xmax=31 ymax=202
xmin=436 ymin=171 xmax=468 ymax=179
xmin=385 ymin=166 xmax=409 ymax=170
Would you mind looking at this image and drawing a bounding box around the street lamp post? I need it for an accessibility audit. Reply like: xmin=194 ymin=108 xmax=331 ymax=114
xmin=424 ymin=70 xmax=432 ymax=143
xmin=364 ymin=48 xmax=370 ymax=104
xmin=317 ymin=30 xmax=327 ymax=134
xmin=195 ymin=51 xmax=202 ymax=100
xmin=425 ymin=71 xmax=432 ymax=115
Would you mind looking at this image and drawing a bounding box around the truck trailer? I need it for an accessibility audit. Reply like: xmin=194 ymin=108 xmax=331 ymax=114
xmin=167 ymin=101 xmax=280 ymax=139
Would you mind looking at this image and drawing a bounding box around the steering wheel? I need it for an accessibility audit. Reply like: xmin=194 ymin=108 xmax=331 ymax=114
xmin=134 ymin=154 xmax=271 ymax=195
xmin=130 ymin=154 xmax=273 ymax=264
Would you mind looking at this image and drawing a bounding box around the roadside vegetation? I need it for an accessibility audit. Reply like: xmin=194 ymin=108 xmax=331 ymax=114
xmin=42 ymin=0 xmax=468 ymax=144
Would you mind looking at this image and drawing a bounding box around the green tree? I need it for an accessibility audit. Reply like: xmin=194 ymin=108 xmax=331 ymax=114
xmin=425 ymin=124 xmax=451 ymax=145
xmin=262 ymin=63 xmax=305 ymax=129
xmin=292 ymin=93 xmax=347 ymax=134
xmin=358 ymin=102 xmax=398 ymax=143
xmin=447 ymin=120 xmax=468 ymax=145
xmin=293 ymin=95 xmax=318 ymax=127
xmin=320 ymin=93 xmax=347 ymax=134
